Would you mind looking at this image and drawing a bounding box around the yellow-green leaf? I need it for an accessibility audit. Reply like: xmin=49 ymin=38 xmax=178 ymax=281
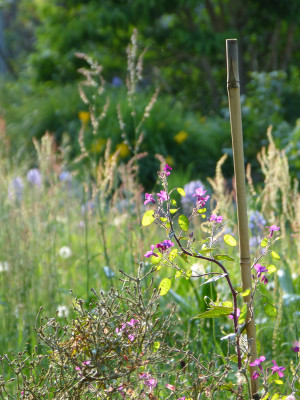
xmin=267 ymin=264 xmax=277 ymax=274
xmin=238 ymin=303 xmax=248 ymax=325
xmin=264 ymin=303 xmax=277 ymax=317
xmin=153 ymin=342 xmax=160 ymax=352
xmin=271 ymin=251 xmax=280 ymax=260
xmin=222 ymin=301 xmax=233 ymax=308
xmin=185 ymin=269 xmax=192 ymax=280
xmin=197 ymin=208 xmax=206 ymax=214
xmin=274 ymin=380 xmax=283 ymax=385
xmin=175 ymin=269 xmax=183 ymax=279
xmin=169 ymin=249 xmax=178 ymax=262
xmin=171 ymin=199 xmax=177 ymax=206
xmin=261 ymin=394 xmax=269 ymax=400
xmin=193 ymin=306 xmax=233 ymax=319
xmin=158 ymin=278 xmax=171 ymax=296
xmin=241 ymin=289 xmax=251 ymax=297
xmin=151 ymin=253 xmax=161 ymax=264
xmin=170 ymin=208 xmax=179 ymax=214
xmin=155 ymin=265 xmax=162 ymax=271
xmin=214 ymin=254 xmax=235 ymax=262
xmin=177 ymin=188 xmax=186 ymax=196
xmin=160 ymin=217 xmax=168 ymax=222
xmin=261 ymin=238 xmax=268 ymax=247
xmin=178 ymin=215 xmax=189 ymax=231
xmin=223 ymin=234 xmax=237 ymax=247
xmin=271 ymin=394 xmax=280 ymax=400
xmin=142 ymin=210 xmax=155 ymax=226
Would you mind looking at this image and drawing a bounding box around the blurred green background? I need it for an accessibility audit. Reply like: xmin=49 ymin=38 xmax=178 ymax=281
xmin=0 ymin=0 xmax=300 ymax=184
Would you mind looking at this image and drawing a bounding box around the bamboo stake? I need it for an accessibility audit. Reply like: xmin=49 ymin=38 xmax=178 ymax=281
xmin=226 ymin=39 xmax=259 ymax=398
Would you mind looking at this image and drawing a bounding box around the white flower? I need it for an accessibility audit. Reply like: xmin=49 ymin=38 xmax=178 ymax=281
xmin=59 ymin=246 xmax=72 ymax=259
xmin=292 ymin=272 xmax=297 ymax=280
xmin=277 ymin=269 xmax=284 ymax=277
xmin=190 ymin=263 xmax=205 ymax=280
xmin=57 ymin=305 xmax=69 ymax=318
xmin=0 ymin=261 xmax=9 ymax=272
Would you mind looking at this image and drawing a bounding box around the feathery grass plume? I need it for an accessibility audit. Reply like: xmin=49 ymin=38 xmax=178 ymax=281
xmin=33 ymin=132 xmax=61 ymax=181
xmin=246 ymin=163 xmax=257 ymax=196
xmin=257 ymin=126 xmax=294 ymax=226
xmin=207 ymin=153 xmax=233 ymax=221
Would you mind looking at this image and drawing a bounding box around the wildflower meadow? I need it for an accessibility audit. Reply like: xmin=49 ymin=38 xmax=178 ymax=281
xmin=0 ymin=15 xmax=300 ymax=400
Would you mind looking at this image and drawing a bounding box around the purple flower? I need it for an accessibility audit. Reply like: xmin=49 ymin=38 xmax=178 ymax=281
xmin=156 ymin=240 xmax=174 ymax=252
xmin=8 ymin=177 xmax=24 ymax=201
xmin=144 ymin=245 xmax=158 ymax=258
xmin=144 ymin=193 xmax=155 ymax=205
xmin=210 ymin=214 xmax=223 ymax=223
xmin=254 ymin=263 xmax=268 ymax=278
xmin=156 ymin=190 xmax=169 ymax=202
xmin=59 ymin=171 xmax=72 ymax=182
xmin=163 ymin=164 xmax=172 ymax=176
xmin=270 ymin=360 xmax=285 ymax=378
xmin=229 ymin=308 xmax=241 ymax=320
xmin=266 ymin=225 xmax=280 ymax=237
xmin=111 ymin=76 xmax=122 ymax=87
xmin=292 ymin=341 xmax=300 ymax=352
xmin=27 ymin=168 xmax=42 ymax=186
xmin=249 ymin=355 xmax=266 ymax=370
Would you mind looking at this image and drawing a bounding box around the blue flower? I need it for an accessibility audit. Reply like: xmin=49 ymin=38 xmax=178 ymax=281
xmin=27 ymin=169 xmax=42 ymax=186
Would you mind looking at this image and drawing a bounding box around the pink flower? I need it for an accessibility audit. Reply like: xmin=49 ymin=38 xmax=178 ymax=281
xmin=254 ymin=263 xmax=268 ymax=278
xmin=261 ymin=275 xmax=268 ymax=285
xmin=156 ymin=190 xmax=169 ymax=202
xmin=144 ymin=193 xmax=155 ymax=205
xmin=249 ymin=355 xmax=266 ymax=370
xmin=163 ymin=164 xmax=172 ymax=176
xmin=144 ymin=245 xmax=158 ymax=258
xmin=266 ymin=225 xmax=280 ymax=237
xmin=210 ymin=214 xmax=223 ymax=223
xmin=193 ymin=187 xmax=210 ymax=207
xmin=166 ymin=383 xmax=175 ymax=390
xmin=270 ymin=360 xmax=285 ymax=378
xmin=251 ymin=371 xmax=261 ymax=380
xmin=229 ymin=308 xmax=241 ymax=320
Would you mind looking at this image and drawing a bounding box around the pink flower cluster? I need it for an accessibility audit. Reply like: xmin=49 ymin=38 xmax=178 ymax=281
xmin=116 ymin=319 xmax=139 ymax=342
xmin=193 ymin=187 xmax=210 ymax=208
xmin=250 ymin=356 xmax=285 ymax=380
xmin=144 ymin=240 xmax=174 ymax=258
xmin=254 ymin=263 xmax=268 ymax=285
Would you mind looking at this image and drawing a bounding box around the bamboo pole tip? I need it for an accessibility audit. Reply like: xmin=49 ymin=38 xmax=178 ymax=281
xmin=226 ymin=39 xmax=240 ymax=88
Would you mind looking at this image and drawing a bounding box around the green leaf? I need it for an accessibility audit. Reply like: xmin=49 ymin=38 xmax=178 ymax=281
xmin=271 ymin=251 xmax=280 ymax=260
xmin=158 ymin=278 xmax=171 ymax=296
xmin=151 ymin=253 xmax=161 ymax=265
xmin=193 ymin=306 xmax=233 ymax=319
xmin=142 ymin=210 xmax=155 ymax=226
xmin=238 ymin=303 xmax=248 ymax=325
xmin=197 ymin=208 xmax=206 ymax=214
xmin=267 ymin=264 xmax=277 ymax=274
xmin=178 ymin=215 xmax=189 ymax=231
xmin=235 ymin=286 xmax=243 ymax=293
xmin=171 ymin=199 xmax=177 ymax=206
xmin=180 ymin=254 xmax=190 ymax=264
xmin=155 ymin=265 xmax=162 ymax=271
xmin=261 ymin=238 xmax=268 ymax=247
xmin=198 ymin=247 xmax=217 ymax=254
xmin=177 ymin=187 xmax=186 ymax=196
xmin=170 ymin=208 xmax=179 ymax=214
xmin=153 ymin=342 xmax=160 ymax=352
xmin=214 ymin=255 xmax=235 ymax=262
xmin=241 ymin=289 xmax=251 ymax=297
xmin=274 ymin=380 xmax=283 ymax=385
xmin=175 ymin=269 xmax=183 ymax=279
xmin=168 ymin=249 xmax=178 ymax=262
xmin=264 ymin=303 xmax=277 ymax=317
xmin=223 ymin=234 xmax=237 ymax=247
xmin=160 ymin=217 xmax=168 ymax=222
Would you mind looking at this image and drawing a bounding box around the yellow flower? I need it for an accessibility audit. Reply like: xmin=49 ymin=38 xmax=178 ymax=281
xmin=78 ymin=111 xmax=90 ymax=125
xmin=91 ymin=138 xmax=106 ymax=153
xmin=116 ymin=143 xmax=130 ymax=158
xmin=174 ymin=130 xmax=188 ymax=144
